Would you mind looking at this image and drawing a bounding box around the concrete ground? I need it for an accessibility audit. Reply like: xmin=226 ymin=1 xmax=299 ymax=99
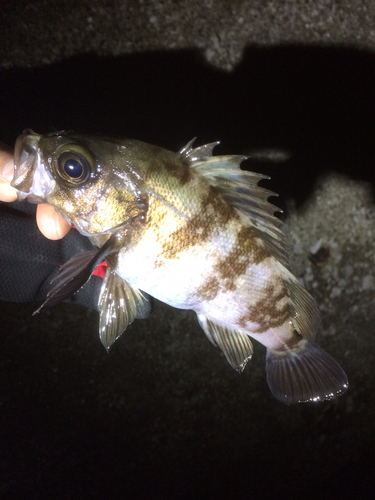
xmin=1 ymin=2 xmax=374 ymax=499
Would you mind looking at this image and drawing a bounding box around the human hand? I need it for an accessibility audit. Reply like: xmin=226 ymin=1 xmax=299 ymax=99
xmin=0 ymin=147 xmax=71 ymax=240
xmin=0 ymin=149 xmax=17 ymax=202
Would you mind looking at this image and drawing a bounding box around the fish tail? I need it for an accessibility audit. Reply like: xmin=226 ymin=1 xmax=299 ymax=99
xmin=266 ymin=339 xmax=348 ymax=404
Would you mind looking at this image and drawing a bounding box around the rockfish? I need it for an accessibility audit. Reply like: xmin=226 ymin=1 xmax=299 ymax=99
xmin=11 ymin=129 xmax=348 ymax=403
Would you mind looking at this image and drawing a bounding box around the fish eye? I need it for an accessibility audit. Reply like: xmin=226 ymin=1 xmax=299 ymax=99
xmin=62 ymin=157 xmax=84 ymax=178
xmin=53 ymin=144 xmax=95 ymax=186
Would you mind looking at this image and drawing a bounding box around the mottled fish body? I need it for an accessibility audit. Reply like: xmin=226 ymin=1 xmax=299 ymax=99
xmin=12 ymin=130 xmax=348 ymax=403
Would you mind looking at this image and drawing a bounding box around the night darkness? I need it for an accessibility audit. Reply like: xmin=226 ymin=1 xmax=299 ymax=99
xmin=1 ymin=45 xmax=375 ymax=499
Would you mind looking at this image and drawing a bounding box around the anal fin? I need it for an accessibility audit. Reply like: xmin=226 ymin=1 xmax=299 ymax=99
xmin=197 ymin=314 xmax=253 ymax=372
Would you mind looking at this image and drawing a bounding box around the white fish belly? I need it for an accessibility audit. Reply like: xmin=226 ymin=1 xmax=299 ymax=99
xmin=115 ymin=232 xmax=291 ymax=344
xmin=114 ymin=239 xmax=224 ymax=309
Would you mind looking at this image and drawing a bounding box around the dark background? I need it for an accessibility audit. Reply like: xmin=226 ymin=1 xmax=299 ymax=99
xmin=1 ymin=46 xmax=375 ymax=204
xmin=1 ymin=47 xmax=375 ymax=499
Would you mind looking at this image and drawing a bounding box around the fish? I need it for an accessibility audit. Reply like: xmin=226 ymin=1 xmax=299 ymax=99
xmin=11 ymin=129 xmax=348 ymax=404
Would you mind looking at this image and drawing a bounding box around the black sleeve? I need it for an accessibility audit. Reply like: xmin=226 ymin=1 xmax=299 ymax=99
xmin=0 ymin=200 xmax=102 ymax=311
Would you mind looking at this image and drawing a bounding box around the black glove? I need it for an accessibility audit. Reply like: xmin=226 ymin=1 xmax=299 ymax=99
xmin=0 ymin=201 xmax=102 ymax=311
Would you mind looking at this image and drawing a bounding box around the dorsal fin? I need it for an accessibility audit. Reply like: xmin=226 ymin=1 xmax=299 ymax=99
xmin=181 ymin=140 xmax=289 ymax=268
xmin=179 ymin=138 xmax=219 ymax=160
xmin=273 ymin=260 xmax=321 ymax=342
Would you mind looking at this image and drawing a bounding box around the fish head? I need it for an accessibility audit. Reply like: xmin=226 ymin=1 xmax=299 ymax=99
xmin=12 ymin=130 xmax=147 ymax=236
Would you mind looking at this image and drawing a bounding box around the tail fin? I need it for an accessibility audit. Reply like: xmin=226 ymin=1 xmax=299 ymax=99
xmin=266 ymin=340 xmax=348 ymax=404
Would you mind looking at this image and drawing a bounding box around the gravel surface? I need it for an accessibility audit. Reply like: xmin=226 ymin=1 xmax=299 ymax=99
xmin=2 ymin=0 xmax=375 ymax=70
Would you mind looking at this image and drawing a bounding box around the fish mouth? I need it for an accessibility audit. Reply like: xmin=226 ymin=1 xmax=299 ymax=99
xmin=12 ymin=129 xmax=41 ymax=197
xmin=11 ymin=129 xmax=50 ymax=203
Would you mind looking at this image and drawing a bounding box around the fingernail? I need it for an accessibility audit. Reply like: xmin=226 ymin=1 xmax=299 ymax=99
xmin=0 ymin=157 xmax=15 ymax=181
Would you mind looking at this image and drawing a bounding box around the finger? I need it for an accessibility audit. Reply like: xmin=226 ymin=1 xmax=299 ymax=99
xmin=36 ymin=203 xmax=71 ymax=240
xmin=0 ymin=151 xmax=17 ymax=202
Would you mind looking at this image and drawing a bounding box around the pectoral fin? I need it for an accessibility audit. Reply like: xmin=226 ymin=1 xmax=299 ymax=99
xmin=98 ymin=268 xmax=153 ymax=351
xmin=33 ymin=232 xmax=119 ymax=314
xmin=197 ymin=314 xmax=253 ymax=372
